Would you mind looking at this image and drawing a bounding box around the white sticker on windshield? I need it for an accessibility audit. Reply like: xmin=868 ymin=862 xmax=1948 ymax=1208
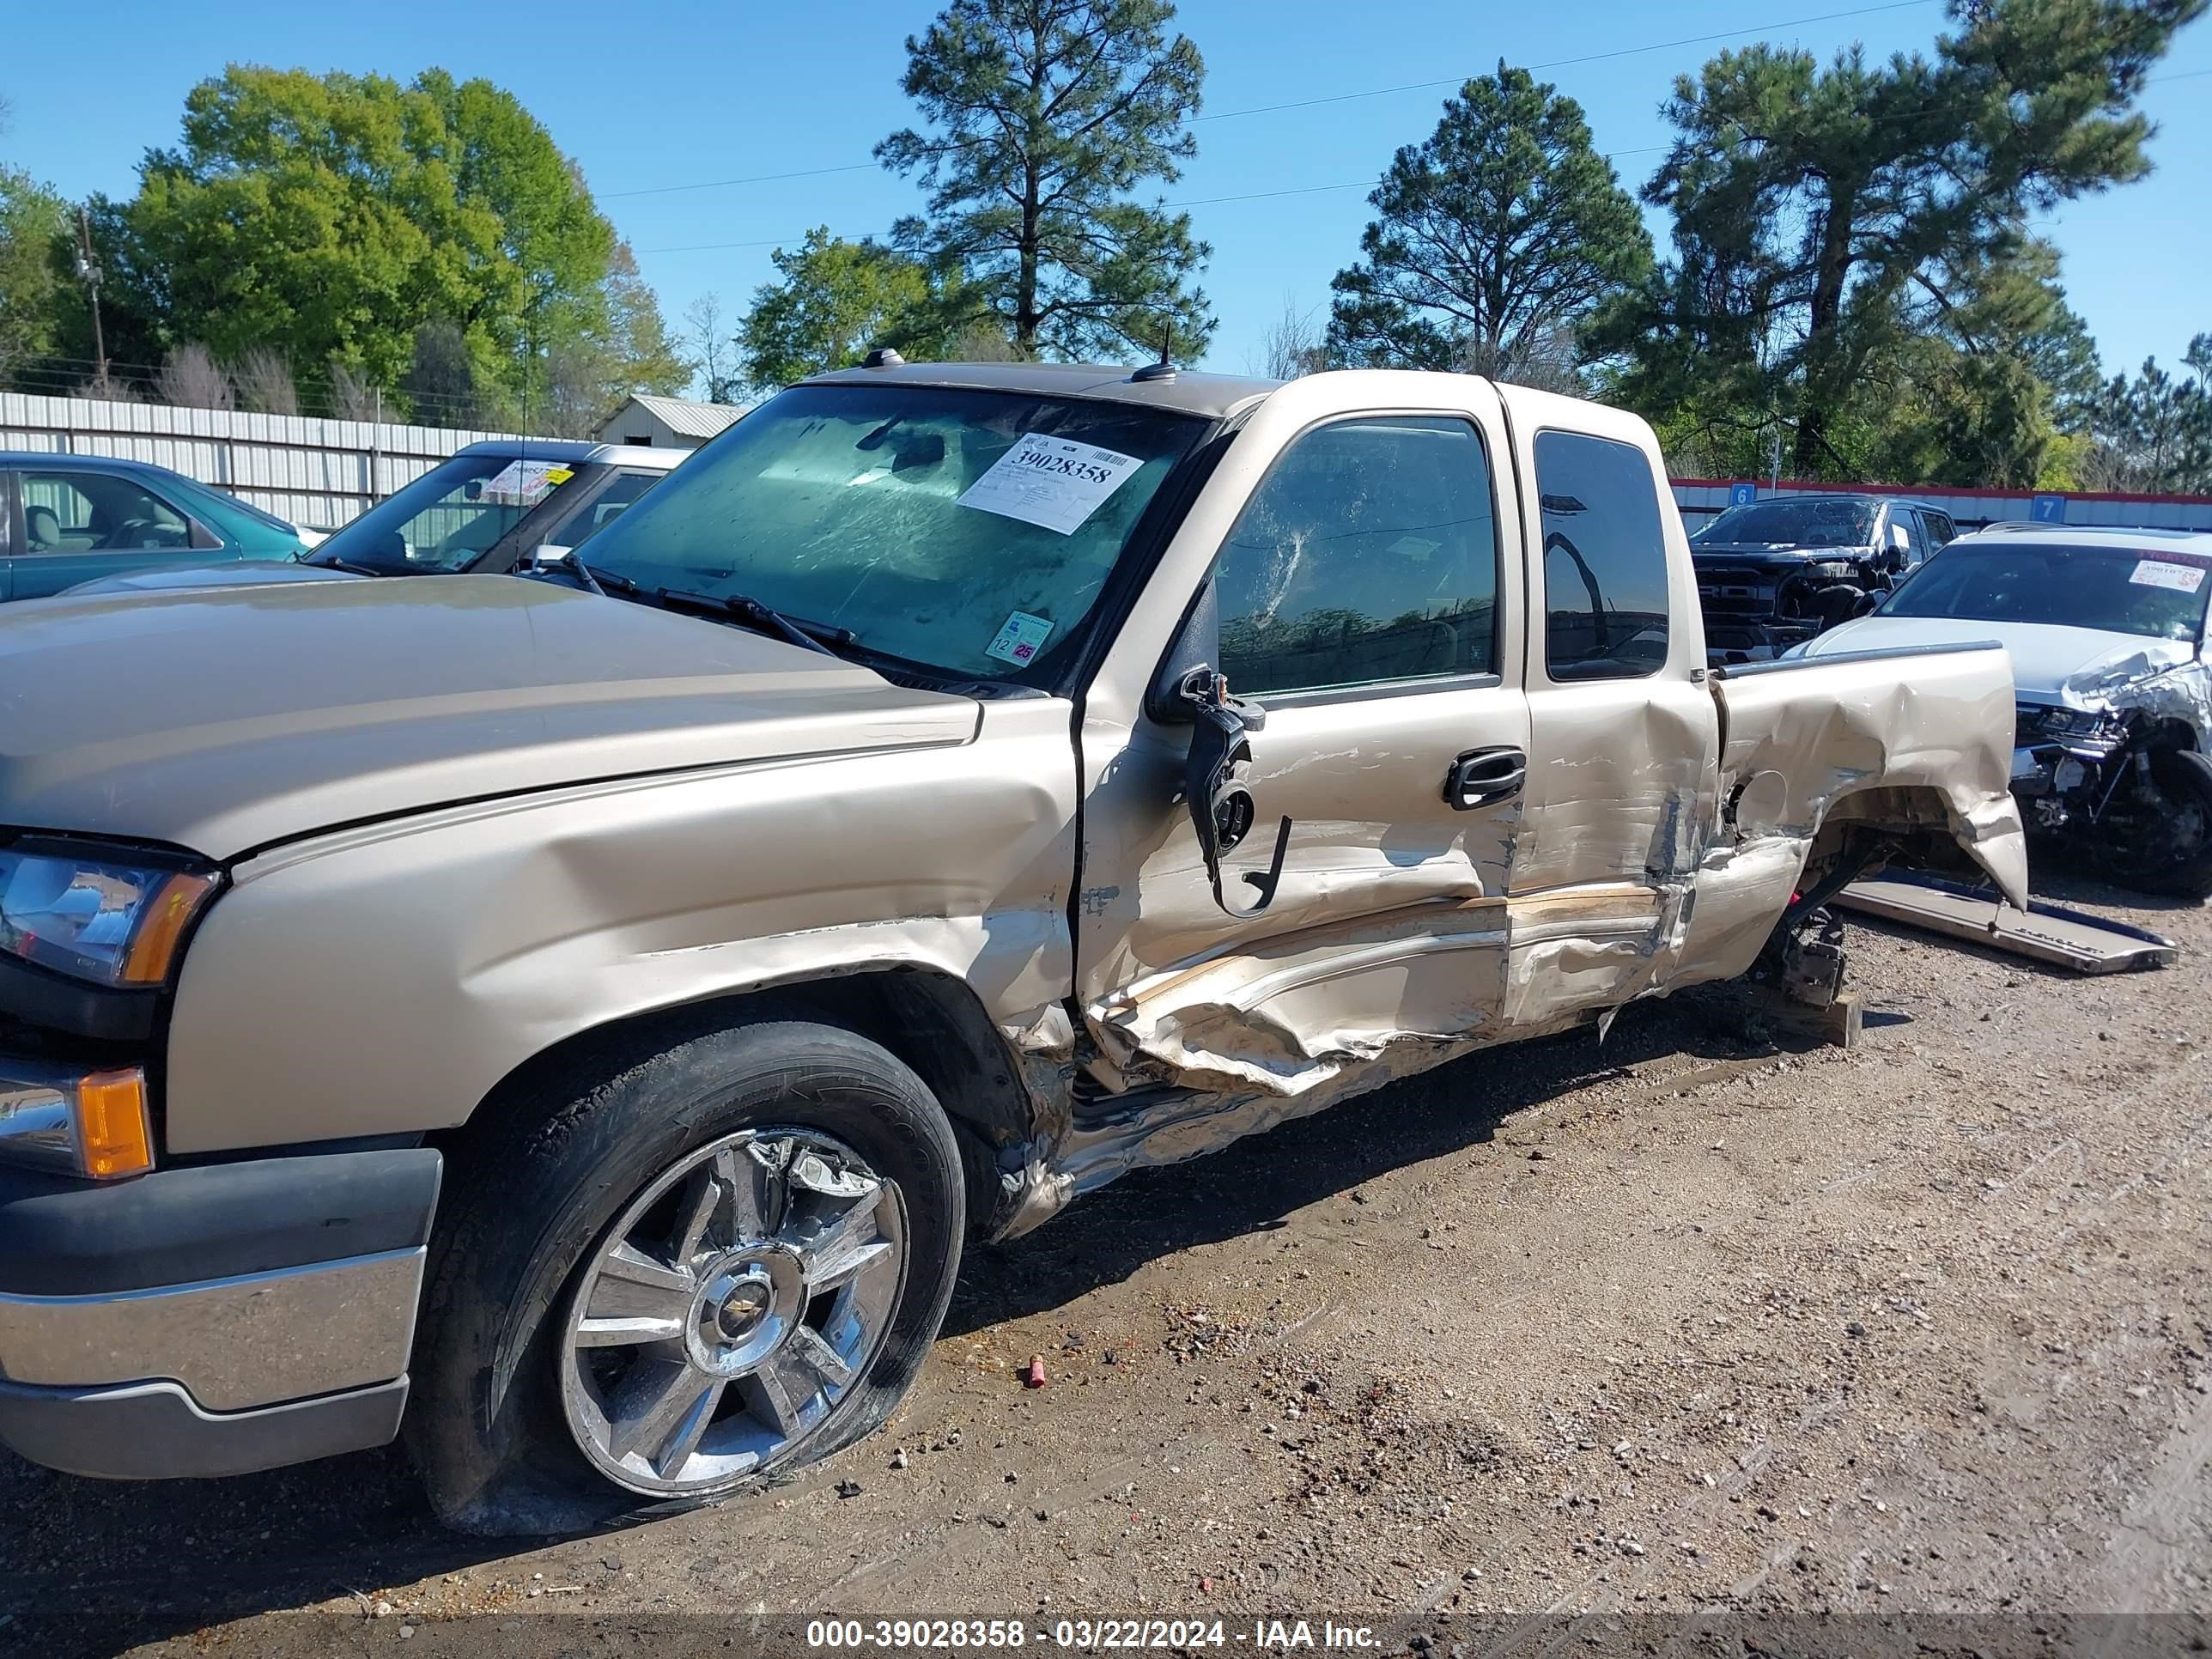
xmin=983 ymin=610 xmax=1055 ymax=667
xmin=956 ymin=433 xmax=1142 ymax=536
xmin=2130 ymin=558 xmax=2205 ymax=593
xmin=477 ymin=460 xmax=568 ymax=507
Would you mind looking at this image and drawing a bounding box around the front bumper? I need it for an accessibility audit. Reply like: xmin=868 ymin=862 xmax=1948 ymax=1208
xmin=0 ymin=1146 xmax=440 ymax=1480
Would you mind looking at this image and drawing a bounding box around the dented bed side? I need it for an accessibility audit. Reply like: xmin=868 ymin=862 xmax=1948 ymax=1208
xmin=1673 ymin=645 xmax=2032 ymax=993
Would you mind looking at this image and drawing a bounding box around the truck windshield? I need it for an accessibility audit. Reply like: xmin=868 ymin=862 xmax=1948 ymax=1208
xmin=576 ymin=385 xmax=1208 ymax=680
xmin=313 ymin=451 xmax=581 ymax=574
xmin=1696 ymin=500 xmax=1876 ymax=548
xmin=1881 ymin=543 xmax=2211 ymax=642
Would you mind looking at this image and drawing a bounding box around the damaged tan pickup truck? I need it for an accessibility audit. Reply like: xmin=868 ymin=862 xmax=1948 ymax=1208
xmin=0 ymin=362 xmax=2028 ymax=1531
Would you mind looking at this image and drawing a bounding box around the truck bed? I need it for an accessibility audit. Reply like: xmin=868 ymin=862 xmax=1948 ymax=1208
xmin=1709 ymin=639 xmax=2031 ymax=912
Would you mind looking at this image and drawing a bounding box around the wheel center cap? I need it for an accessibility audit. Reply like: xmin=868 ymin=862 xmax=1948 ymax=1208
xmin=690 ymin=1247 xmax=805 ymax=1376
xmin=716 ymin=1281 xmax=771 ymax=1340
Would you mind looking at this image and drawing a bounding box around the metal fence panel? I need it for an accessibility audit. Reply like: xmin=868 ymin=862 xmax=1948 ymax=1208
xmin=0 ymin=392 xmax=527 ymax=530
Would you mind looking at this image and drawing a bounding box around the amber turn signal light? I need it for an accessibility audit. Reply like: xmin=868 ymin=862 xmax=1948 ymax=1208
xmin=74 ymin=1069 xmax=153 ymax=1179
xmin=119 ymin=872 xmax=216 ymax=985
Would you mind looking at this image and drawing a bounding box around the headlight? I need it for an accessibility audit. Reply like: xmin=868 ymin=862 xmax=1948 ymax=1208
xmin=0 ymin=842 xmax=217 ymax=988
xmin=2035 ymin=708 xmax=2124 ymax=744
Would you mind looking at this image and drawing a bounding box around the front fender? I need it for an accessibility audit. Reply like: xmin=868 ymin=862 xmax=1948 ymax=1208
xmin=163 ymin=710 xmax=1079 ymax=1153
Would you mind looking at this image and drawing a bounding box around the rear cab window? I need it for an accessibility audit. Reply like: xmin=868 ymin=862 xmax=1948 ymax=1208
xmin=1534 ymin=431 xmax=1672 ymax=681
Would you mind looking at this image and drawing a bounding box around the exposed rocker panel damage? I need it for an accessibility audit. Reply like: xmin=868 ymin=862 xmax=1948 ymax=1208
xmin=1086 ymin=900 xmax=1508 ymax=1097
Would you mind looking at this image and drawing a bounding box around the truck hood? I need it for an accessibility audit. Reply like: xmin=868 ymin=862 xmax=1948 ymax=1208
xmin=1692 ymin=542 xmax=1875 ymax=565
xmin=1803 ymin=614 xmax=2194 ymax=707
xmin=62 ymin=560 xmax=363 ymax=597
xmin=0 ymin=577 xmax=979 ymax=858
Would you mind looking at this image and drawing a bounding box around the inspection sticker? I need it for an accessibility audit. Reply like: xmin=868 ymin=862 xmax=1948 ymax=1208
xmin=983 ymin=610 xmax=1055 ymax=667
xmin=957 ymin=433 xmax=1142 ymax=535
xmin=2130 ymin=558 xmax=2206 ymax=593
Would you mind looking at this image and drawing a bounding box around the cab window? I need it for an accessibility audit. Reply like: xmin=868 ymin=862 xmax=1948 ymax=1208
xmin=570 ymin=469 xmax=666 ymax=543
xmin=1212 ymin=416 xmax=1499 ymax=696
xmin=20 ymin=471 xmax=194 ymax=553
xmin=1535 ymin=432 xmax=1671 ymax=681
xmin=1895 ymin=508 xmax=1929 ymax=565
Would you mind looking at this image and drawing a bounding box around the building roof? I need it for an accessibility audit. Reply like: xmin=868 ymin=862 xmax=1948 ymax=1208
xmin=613 ymin=394 xmax=750 ymax=440
xmin=803 ymin=360 xmax=1283 ymax=420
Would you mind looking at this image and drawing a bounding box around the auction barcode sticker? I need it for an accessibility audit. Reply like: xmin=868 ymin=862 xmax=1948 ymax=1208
xmin=478 ymin=460 xmax=571 ymax=506
xmin=2130 ymin=558 xmax=2206 ymax=593
xmin=957 ymin=434 xmax=1143 ymax=536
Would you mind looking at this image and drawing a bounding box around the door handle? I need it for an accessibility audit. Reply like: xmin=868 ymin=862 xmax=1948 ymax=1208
xmin=1444 ymin=746 xmax=1526 ymax=811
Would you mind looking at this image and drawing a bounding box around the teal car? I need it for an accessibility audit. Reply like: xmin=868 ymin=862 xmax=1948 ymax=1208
xmin=0 ymin=453 xmax=308 ymax=601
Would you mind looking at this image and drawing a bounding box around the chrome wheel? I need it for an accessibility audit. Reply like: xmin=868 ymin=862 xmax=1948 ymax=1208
xmin=559 ymin=1127 xmax=905 ymax=1498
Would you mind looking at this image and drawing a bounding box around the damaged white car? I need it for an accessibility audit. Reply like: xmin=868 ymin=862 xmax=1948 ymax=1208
xmin=1800 ymin=524 xmax=2212 ymax=898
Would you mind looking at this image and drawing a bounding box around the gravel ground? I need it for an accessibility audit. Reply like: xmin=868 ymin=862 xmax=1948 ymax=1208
xmin=3 ymin=871 xmax=2207 ymax=1657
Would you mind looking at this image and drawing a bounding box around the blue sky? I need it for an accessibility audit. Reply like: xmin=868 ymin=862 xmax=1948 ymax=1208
xmin=3 ymin=0 xmax=2205 ymax=388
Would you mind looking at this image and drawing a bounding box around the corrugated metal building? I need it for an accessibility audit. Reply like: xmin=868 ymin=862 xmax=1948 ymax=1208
xmin=596 ymin=395 xmax=748 ymax=449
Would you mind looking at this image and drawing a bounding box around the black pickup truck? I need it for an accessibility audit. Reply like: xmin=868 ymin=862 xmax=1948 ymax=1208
xmin=1692 ymin=492 xmax=1958 ymax=661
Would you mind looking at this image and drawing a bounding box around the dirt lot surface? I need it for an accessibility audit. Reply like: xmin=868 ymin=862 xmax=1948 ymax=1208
xmin=3 ymin=872 xmax=2208 ymax=1658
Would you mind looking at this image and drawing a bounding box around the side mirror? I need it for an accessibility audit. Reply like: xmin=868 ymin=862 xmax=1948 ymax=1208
xmin=1146 ymin=580 xmax=1222 ymax=725
xmin=1175 ymin=667 xmax=1291 ymax=918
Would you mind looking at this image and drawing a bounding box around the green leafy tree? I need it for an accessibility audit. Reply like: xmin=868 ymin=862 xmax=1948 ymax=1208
xmin=1326 ymin=65 xmax=1651 ymax=386
xmin=0 ymin=165 xmax=69 ymax=386
xmin=876 ymin=0 xmax=1212 ymax=361
xmin=2087 ymin=338 xmax=2212 ymax=491
xmin=538 ymin=241 xmax=691 ymax=435
xmin=109 ymin=65 xmax=674 ymax=422
xmin=736 ymin=228 xmax=959 ymax=392
xmin=1850 ymin=240 xmax=2100 ymax=487
xmin=1607 ymin=0 xmax=2205 ymax=481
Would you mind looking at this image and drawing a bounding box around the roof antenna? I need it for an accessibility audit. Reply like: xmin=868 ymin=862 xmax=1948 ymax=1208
xmin=1132 ymin=317 xmax=1178 ymax=383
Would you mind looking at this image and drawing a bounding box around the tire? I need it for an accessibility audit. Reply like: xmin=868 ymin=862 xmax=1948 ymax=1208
xmin=406 ymin=1018 xmax=965 ymax=1535
xmin=2108 ymin=749 xmax=2212 ymax=901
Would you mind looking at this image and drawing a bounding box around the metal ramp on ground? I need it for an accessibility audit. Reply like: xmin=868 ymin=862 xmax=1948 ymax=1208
xmin=1834 ymin=874 xmax=2178 ymax=974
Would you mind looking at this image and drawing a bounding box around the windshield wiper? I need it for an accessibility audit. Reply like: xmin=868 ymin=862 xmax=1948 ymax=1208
xmin=513 ymin=560 xmax=854 ymax=658
xmin=305 ymin=551 xmax=390 ymax=577
xmin=657 ymin=588 xmax=854 ymax=658
xmin=520 ymin=550 xmax=645 ymax=598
